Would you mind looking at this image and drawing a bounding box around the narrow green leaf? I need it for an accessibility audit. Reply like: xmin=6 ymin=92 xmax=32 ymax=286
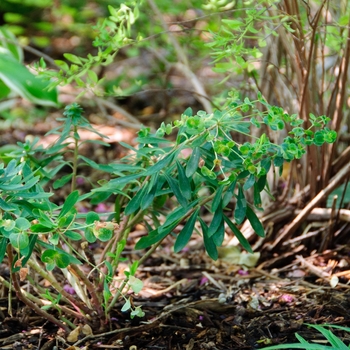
xmin=234 ymin=185 xmax=247 ymax=224
xmin=176 ymin=161 xmax=192 ymax=200
xmin=136 ymin=136 xmax=173 ymax=144
xmin=125 ymin=186 xmax=147 ymax=215
xmin=30 ymin=224 xmax=53 ymax=233
xmin=141 ymin=181 xmax=158 ymax=210
xmin=211 ymin=185 xmax=224 ymax=212
xmin=165 ymin=173 xmax=188 ymax=207
xmin=63 ymin=53 xmax=82 ymax=65
xmin=257 ymin=174 xmax=267 ymax=192
xmin=174 ymin=208 xmax=199 ymax=253
xmin=0 ymin=198 xmax=15 ymax=211
xmin=79 ymin=156 xmax=116 ymax=173
xmin=0 ymin=52 xmax=58 ymax=106
xmin=64 ymin=230 xmax=82 ymax=241
xmin=106 ymin=173 xmax=145 ymax=188
xmin=161 ymin=200 xmax=199 ymax=230
xmin=208 ymin=204 xmax=223 ymax=237
xmin=58 ymin=190 xmax=79 ymax=219
xmin=191 ymin=132 xmax=209 ymax=147
xmin=144 ymin=152 xmax=175 ymax=176
xmin=245 ymin=206 xmax=265 ymax=237
xmin=135 ymin=223 xmax=176 ymax=250
xmin=253 ymin=182 xmax=262 ymax=208
xmin=222 ymin=180 xmax=236 ymax=208
xmin=0 ymin=237 xmax=8 ymax=264
xmin=243 ymin=174 xmax=255 ymax=190
xmin=199 ymin=217 xmax=218 ymax=260
xmin=212 ymin=220 xmax=225 ymax=246
xmin=223 ymin=214 xmax=252 ymax=253
xmin=53 ymin=174 xmax=73 ymax=189
xmin=186 ymin=147 xmax=201 ymax=177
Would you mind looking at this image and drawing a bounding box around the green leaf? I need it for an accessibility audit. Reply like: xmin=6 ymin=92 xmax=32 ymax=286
xmin=186 ymin=147 xmax=201 ymax=177
xmin=105 ymin=173 xmax=145 ymax=189
xmin=257 ymin=175 xmax=266 ymax=192
xmin=208 ymin=204 xmax=223 ymax=237
xmin=79 ymin=156 xmax=116 ymax=173
xmin=18 ymin=235 xmax=37 ymax=270
xmin=84 ymin=227 xmax=96 ymax=243
xmin=53 ymin=174 xmax=73 ymax=189
xmin=234 ymin=185 xmax=247 ymax=224
xmin=223 ymin=214 xmax=252 ymax=253
xmin=0 ymin=198 xmax=15 ymax=211
xmin=63 ymin=53 xmax=83 ymax=65
xmin=94 ymin=227 xmax=113 ymax=242
xmin=30 ymin=224 xmax=53 ymax=233
xmin=191 ymin=132 xmax=209 ymax=147
xmin=176 ymin=161 xmax=192 ymax=200
xmin=0 ymin=52 xmax=58 ymax=106
xmin=164 ymin=173 xmax=188 ymax=207
xmin=121 ymin=298 xmax=131 ymax=312
xmin=136 ymin=136 xmax=173 ymax=144
xmin=128 ymin=275 xmax=143 ymax=294
xmin=212 ymin=220 xmax=225 ymax=246
xmin=144 ymin=152 xmax=176 ymax=176
xmin=245 ymin=206 xmax=265 ymax=237
xmin=182 ymin=107 xmax=193 ymax=117
xmin=9 ymin=232 xmax=29 ymax=250
xmin=161 ymin=200 xmax=199 ymax=230
xmin=64 ymin=230 xmax=82 ymax=241
xmin=222 ymin=180 xmax=236 ymax=208
xmin=141 ymin=181 xmax=158 ymax=210
xmin=15 ymin=217 xmax=30 ymax=231
xmin=211 ymin=185 xmax=224 ymax=212
xmin=0 ymin=27 xmax=23 ymax=62
xmin=199 ymin=217 xmax=218 ymax=260
xmin=86 ymin=211 xmax=100 ymax=224
xmin=58 ymin=190 xmax=79 ymax=219
xmin=174 ymin=208 xmax=199 ymax=253
xmin=135 ymin=223 xmax=176 ymax=250
xmin=0 ymin=237 xmax=8 ymax=264
xmin=41 ymin=249 xmax=71 ymax=269
xmin=125 ymin=185 xmax=147 ymax=215
xmin=253 ymin=182 xmax=262 ymax=208
xmin=243 ymin=174 xmax=255 ymax=190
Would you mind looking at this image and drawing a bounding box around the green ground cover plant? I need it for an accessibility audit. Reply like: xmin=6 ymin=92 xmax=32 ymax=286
xmin=0 ymin=98 xmax=336 ymax=332
xmin=0 ymin=0 xmax=344 ymax=341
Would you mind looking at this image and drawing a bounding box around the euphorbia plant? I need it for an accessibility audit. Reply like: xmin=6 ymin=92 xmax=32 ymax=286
xmin=94 ymin=93 xmax=336 ymax=260
xmin=0 ymin=95 xmax=336 ymax=333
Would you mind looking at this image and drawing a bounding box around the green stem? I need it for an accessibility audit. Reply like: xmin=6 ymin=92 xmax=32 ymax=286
xmin=27 ymin=259 xmax=90 ymax=315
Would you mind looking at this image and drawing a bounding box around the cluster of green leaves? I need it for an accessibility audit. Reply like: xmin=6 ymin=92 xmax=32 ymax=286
xmin=40 ymin=1 xmax=142 ymax=95
xmin=90 ymin=93 xmax=336 ymax=260
xmin=0 ymin=26 xmax=57 ymax=106
xmin=0 ymin=101 xmax=337 ymax=329
xmin=207 ymin=0 xmax=284 ymax=76
xmin=0 ymin=104 xmax=144 ymax=327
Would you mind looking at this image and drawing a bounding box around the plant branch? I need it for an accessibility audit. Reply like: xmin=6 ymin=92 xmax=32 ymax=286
xmin=7 ymin=247 xmax=70 ymax=333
